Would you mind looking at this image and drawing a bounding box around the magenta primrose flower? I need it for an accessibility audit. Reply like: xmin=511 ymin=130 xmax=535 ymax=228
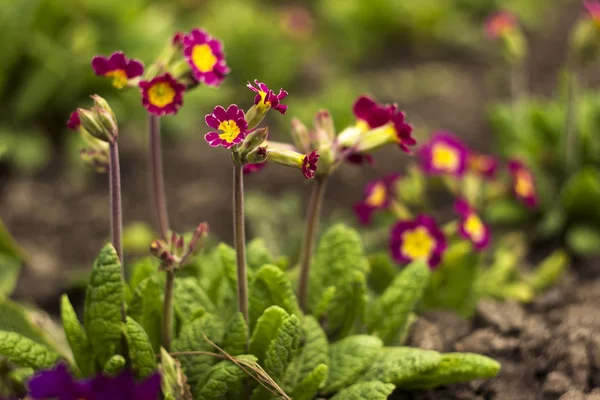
xmin=205 ymin=104 xmax=248 ymax=148
xmin=67 ymin=111 xmax=81 ymax=130
xmin=243 ymin=161 xmax=267 ymax=175
xmin=454 ymin=198 xmax=491 ymax=251
xmin=27 ymin=362 xmax=161 ymax=400
xmin=247 ymin=80 xmax=288 ymax=114
xmin=585 ymin=0 xmax=600 ymax=24
xmin=183 ymin=28 xmax=230 ymax=86
xmin=92 ymin=51 xmax=144 ymax=89
xmin=353 ymin=173 xmax=400 ymax=225
xmin=468 ymin=152 xmax=498 ymax=179
xmin=508 ymin=160 xmax=537 ymax=208
xmin=389 ymin=214 xmax=447 ymax=268
xmin=139 ymin=73 xmax=186 ymax=116
xmin=485 ymin=11 xmax=518 ymax=39
xmin=418 ymin=132 xmax=469 ymax=176
xmin=302 ymin=150 xmax=320 ymax=179
xmin=353 ymin=95 xmax=396 ymax=131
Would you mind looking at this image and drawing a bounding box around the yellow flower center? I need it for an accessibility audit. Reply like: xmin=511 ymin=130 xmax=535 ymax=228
xmin=464 ymin=213 xmax=484 ymax=242
xmin=191 ymin=44 xmax=218 ymax=73
xmin=401 ymin=226 xmax=435 ymax=260
xmin=106 ymin=69 xmax=128 ymax=89
xmin=515 ymin=170 xmax=534 ymax=197
xmin=431 ymin=143 xmax=460 ymax=172
xmin=257 ymin=90 xmax=271 ymax=111
xmin=148 ymin=82 xmax=176 ymax=108
xmin=365 ymin=182 xmax=387 ymax=207
xmin=356 ymin=119 xmax=370 ymax=132
xmin=218 ymin=120 xmax=241 ymax=143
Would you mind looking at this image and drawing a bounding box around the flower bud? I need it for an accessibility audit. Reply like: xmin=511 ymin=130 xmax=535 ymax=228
xmin=314 ymin=109 xmax=335 ymax=146
xmin=240 ymin=127 xmax=269 ymax=158
xmin=244 ymin=104 xmax=268 ymax=131
xmin=246 ymin=146 xmax=268 ymax=164
xmin=290 ymin=118 xmax=311 ymax=153
xmin=91 ymin=95 xmax=116 ymax=122
xmin=77 ymin=108 xmax=108 ymax=142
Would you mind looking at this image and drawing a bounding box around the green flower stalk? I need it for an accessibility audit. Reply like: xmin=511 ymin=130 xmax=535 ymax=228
xmin=148 ymin=115 xmax=170 ymax=240
xmin=233 ymin=162 xmax=248 ymax=323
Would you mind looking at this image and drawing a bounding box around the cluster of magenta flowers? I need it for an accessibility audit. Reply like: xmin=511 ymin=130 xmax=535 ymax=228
xmin=27 ymin=362 xmax=161 ymax=400
xmin=91 ymin=28 xmax=229 ymax=117
xmin=353 ymin=131 xmax=538 ymax=268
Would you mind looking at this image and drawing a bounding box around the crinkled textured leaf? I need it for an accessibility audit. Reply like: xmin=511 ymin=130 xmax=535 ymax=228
xmin=330 ymin=381 xmax=395 ymax=400
xmin=318 ymin=271 xmax=366 ymax=339
xmin=124 ymin=317 xmax=157 ymax=379
xmin=247 ymin=238 xmax=275 ymax=270
xmin=249 ymin=306 xmax=287 ymax=364
xmin=325 ymin=335 xmax=382 ymax=393
xmin=283 ymin=316 xmax=329 ymax=390
xmin=290 ymin=364 xmax=328 ymax=400
xmin=84 ymin=244 xmax=124 ymax=367
xmin=402 ymin=353 xmax=500 ymax=389
xmin=0 ymin=331 xmax=60 ymax=369
xmin=60 ymin=295 xmax=95 ymax=376
xmin=368 ymin=260 xmax=430 ymax=345
xmin=219 ymin=243 xmax=254 ymax=293
xmin=193 ymin=355 xmax=256 ymax=400
xmin=129 ymin=257 xmax=158 ymax=294
xmin=360 ymin=347 xmax=441 ymax=385
xmin=8 ymin=367 xmax=34 ymax=388
xmin=0 ymin=298 xmax=55 ymax=348
xmin=160 ymin=348 xmax=192 ymax=400
xmin=221 ymin=312 xmax=248 ymax=357
xmin=309 ymin=224 xmax=368 ymax=310
xmin=526 ymin=250 xmax=568 ymax=292
xmin=128 ymin=276 xmax=162 ymax=353
xmin=264 ymin=314 xmax=301 ymax=380
xmin=103 ymin=355 xmax=126 ymax=376
xmin=174 ymin=278 xmax=217 ymax=323
xmin=367 ymin=252 xmax=396 ymax=295
xmin=172 ymin=313 xmax=225 ymax=387
xmin=249 ymin=265 xmax=301 ymax=330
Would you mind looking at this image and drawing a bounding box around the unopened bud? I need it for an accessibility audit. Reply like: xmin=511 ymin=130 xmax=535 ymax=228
xmin=290 ymin=118 xmax=311 ymax=153
xmin=91 ymin=95 xmax=116 ymax=121
xmin=240 ymin=127 xmax=269 ymax=158
xmin=188 ymin=222 xmax=209 ymax=255
xmin=150 ymin=239 xmax=173 ymax=266
xmin=244 ymin=104 xmax=268 ymax=131
xmin=247 ymin=146 xmax=268 ymax=164
xmin=77 ymin=108 xmax=107 ymax=142
xmin=314 ymin=110 xmax=335 ymax=146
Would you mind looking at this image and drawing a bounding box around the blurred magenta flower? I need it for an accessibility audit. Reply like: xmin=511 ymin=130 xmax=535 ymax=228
xmin=485 ymin=11 xmax=517 ymax=39
xmin=183 ymin=28 xmax=230 ymax=86
xmin=390 ymin=109 xmax=416 ymax=153
xmin=247 ymin=80 xmax=288 ymax=114
xmin=92 ymin=51 xmax=144 ymax=89
xmin=454 ymin=198 xmax=491 ymax=250
xmin=301 ymin=150 xmax=320 ymax=179
xmin=266 ymin=142 xmax=319 ymax=179
xmin=389 ymin=215 xmax=447 ymax=268
xmin=67 ymin=111 xmax=81 ymax=130
xmin=204 ymin=104 xmax=248 ymax=148
xmin=418 ymin=132 xmax=468 ymax=176
xmin=508 ymin=160 xmax=537 ymax=208
xmin=139 ymin=73 xmax=186 ymax=116
xmin=28 ymin=362 xmax=161 ymax=400
xmin=353 ymin=95 xmax=396 ymax=131
xmin=468 ymin=153 xmax=498 ymax=178
xmin=585 ymin=0 xmax=600 ymax=23
xmin=353 ymin=173 xmax=400 ymax=225
xmin=243 ymin=161 xmax=267 ymax=175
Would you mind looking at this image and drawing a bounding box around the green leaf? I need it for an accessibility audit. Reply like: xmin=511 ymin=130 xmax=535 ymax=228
xmin=318 ymin=271 xmax=366 ymax=339
xmin=403 ymin=353 xmax=500 ymax=389
xmin=566 ymin=225 xmax=600 ymax=256
xmin=124 ymin=317 xmax=157 ymax=379
xmin=562 ymin=167 xmax=600 ymax=223
xmin=474 ymin=248 xmax=520 ymax=298
xmin=368 ymin=260 xmax=431 ymax=345
xmin=0 ymin=298 xmax=55 ymax=348
xmin=0 ymin=218 xmax=25 ymax=262
xmin=283 ymin=316 xmax=329 ymax=390
xmin=264 ymin=314 xmax=301 ymax=380
xmin=247 ymin=238 xmax=275 ymax=270
xmin=526 ymin=249 xmax=568 ymax=292
xmin=103 ymin=355 xmax=126 ymax=376
xmin=218 ymin=243 xmax=245 ymax=293
xmin=174 ymin=277 xmax=217 ymax=322
xmin=329 ymin=381 xmax=395 ymax=400
xmin=0 ymin=255 xmax=21 ymax=297
xmin=8 ymin=367 xmax=34 ymax=389
xmin=172 ymin=313 xmax=225 ymax=387
xmin=128 ymin=276 xmax=162 ymax=353
xmin=128 ymin=258 xmax=158 ymax=293
xmin=60 ymin=295 xmax=95 ymax=376
xmin=249 ymin=265 xmax=301 ymax=331
xmin=484 ymin=199 xmax=529 ymax=225
xmin=192 ymin=355 xmax=256 ymax=400
xmin=367 ymin=252 xmax=397 ymax=295
xmin=0 ymin=331 xmax=60 ymax=369
xmin=360 ymin=347 xmax=441 ymax=386
xmin=221 ymin=312 xmax=248 ymax=357
xmin=249 ymin=306 xmax=288 ymax=364
xmin=309 ymin=224 xmax=368 ymax=310
xmin=325 ymin=335 xmax=383 ymax=393
xmin=290 ymin=364 xmax=328 ymax=400
xmin=84 ymin=244 xmax=124 ymax=367
xmin=160 ymin=348 xmax=192 ymax=400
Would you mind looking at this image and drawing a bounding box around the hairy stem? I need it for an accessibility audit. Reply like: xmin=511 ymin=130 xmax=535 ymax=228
xmin=108 ymin=141 xmax=125 ymax=322
xmin=564 ymin=62 xmax=580 ymax=174
xmin=149 ymin=115 xmax=170 ymax=240
xmin=233 ymin=164 xmax=248 ymax=324
xmin=161 ymin=269 xmax=175 ymax=352
xmin=298 ymin=176 xmax=328 ymax=312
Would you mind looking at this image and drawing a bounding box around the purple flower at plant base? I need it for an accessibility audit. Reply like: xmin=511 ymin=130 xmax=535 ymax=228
xmin=454 ymin=198 xmax=491 ymax=251
xmin=353 ymin=173 xmax=400 ymax=225
xmin=27 ymin=362 xmax=162 ymax=400
xmin=67 ymin=111 xmax=81 ymax=130
xmin=247 ymin=80 xmax=288 ymax=114
xmin=418 ymin=132 xmax=469 ymax=176
xmin=91 ymin=51 xmax=144 ymax=89
xmin=468 ymin=152 xmax=498 ymax=179
xmin=139 ymin=73 xmax=186 ymax=116
xmin=508 ymin=159 xmax=537 ymax=208
xmin=243 ymin=161 xmax=267 ymax=175
xmin=389 ymin=215 xmax=447 ymax=268
xmin=183 ymin=28 xmax=230 ymax=86
xmin=205 ymin=105 xmax=248 ymax=148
